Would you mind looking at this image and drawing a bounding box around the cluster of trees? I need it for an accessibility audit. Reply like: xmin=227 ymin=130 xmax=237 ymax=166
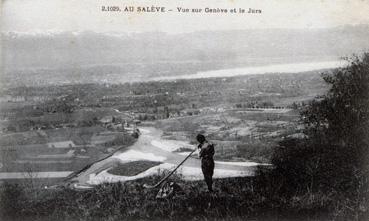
xmin=266 ymin=53 xmax=369 ymax=219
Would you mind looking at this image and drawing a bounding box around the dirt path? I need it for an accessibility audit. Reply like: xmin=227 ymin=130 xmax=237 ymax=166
xmin=69 ymin=127 xmax=261 ymax=187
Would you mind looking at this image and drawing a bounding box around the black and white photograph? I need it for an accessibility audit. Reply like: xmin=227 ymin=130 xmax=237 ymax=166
xmin=1 ymin=0 xmax=369 ymax=220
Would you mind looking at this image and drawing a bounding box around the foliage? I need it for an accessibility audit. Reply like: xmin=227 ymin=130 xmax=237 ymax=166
xmin=101 ymin=133 xmax=136 ymax=147
xmin=268 ymin=53 xmax=369 ymax=219
xmin=0 ymin=183 xmax=27 ymax=218
xmin=302 ymin=54 xmax=369 ymax=163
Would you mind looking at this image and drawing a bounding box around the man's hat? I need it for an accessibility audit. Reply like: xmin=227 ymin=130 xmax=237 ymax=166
xmin=196 ymin=134 xmax=206 ymax=143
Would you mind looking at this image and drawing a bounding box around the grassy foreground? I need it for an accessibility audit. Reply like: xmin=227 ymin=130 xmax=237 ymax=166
xmin=0 ymin=171 xmax=360 ymax=221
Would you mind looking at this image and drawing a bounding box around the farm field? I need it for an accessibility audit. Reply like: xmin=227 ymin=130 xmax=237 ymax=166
xmin=0 ymin=100 xmax=137 ymax=184
xmin=156 ymin=107 xmax=301 ymax=163
xmin=0 ymin=129 xmax=135 ymax=182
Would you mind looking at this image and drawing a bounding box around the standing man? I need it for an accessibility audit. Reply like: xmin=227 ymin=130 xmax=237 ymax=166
xmin=196 ymin=134 xmax=215 ymax=192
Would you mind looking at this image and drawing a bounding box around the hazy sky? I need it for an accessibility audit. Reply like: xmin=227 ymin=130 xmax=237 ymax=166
xmin=2 ymin=0 xmax=369 ymax=34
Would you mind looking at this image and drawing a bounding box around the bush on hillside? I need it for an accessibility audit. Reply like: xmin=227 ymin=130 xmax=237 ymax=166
xmin=266 ymin=53 xmax=369 ymax=219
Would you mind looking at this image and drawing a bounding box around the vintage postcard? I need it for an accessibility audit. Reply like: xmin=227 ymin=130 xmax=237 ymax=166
xmin=1 ymin=0 xmax=369 ymax=220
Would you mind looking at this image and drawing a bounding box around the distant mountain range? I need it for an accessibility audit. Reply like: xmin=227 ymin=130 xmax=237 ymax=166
xmin=1 ymin=25 xmax=369 ymax=86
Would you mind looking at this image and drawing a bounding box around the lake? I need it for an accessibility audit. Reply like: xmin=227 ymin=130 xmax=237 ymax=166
xmin=152 ymin=60 xmax=346 ymax=81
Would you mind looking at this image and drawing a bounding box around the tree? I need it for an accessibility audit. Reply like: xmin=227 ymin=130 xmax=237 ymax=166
xmin=271 ymin=53 xmax=369 ymax=197
xmin=302 ymin=53 xmax=369 ymax=169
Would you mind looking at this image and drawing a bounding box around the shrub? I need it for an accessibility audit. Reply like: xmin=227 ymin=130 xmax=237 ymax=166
xmin=0 ymin=183 xmax=27 ymax=218
xmin=266 ymin=53 xmax=369 ymax=219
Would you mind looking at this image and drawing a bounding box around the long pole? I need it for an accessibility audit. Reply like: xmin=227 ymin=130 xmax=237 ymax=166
xmin=143 ymin=149 xmax=197 ymax=188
